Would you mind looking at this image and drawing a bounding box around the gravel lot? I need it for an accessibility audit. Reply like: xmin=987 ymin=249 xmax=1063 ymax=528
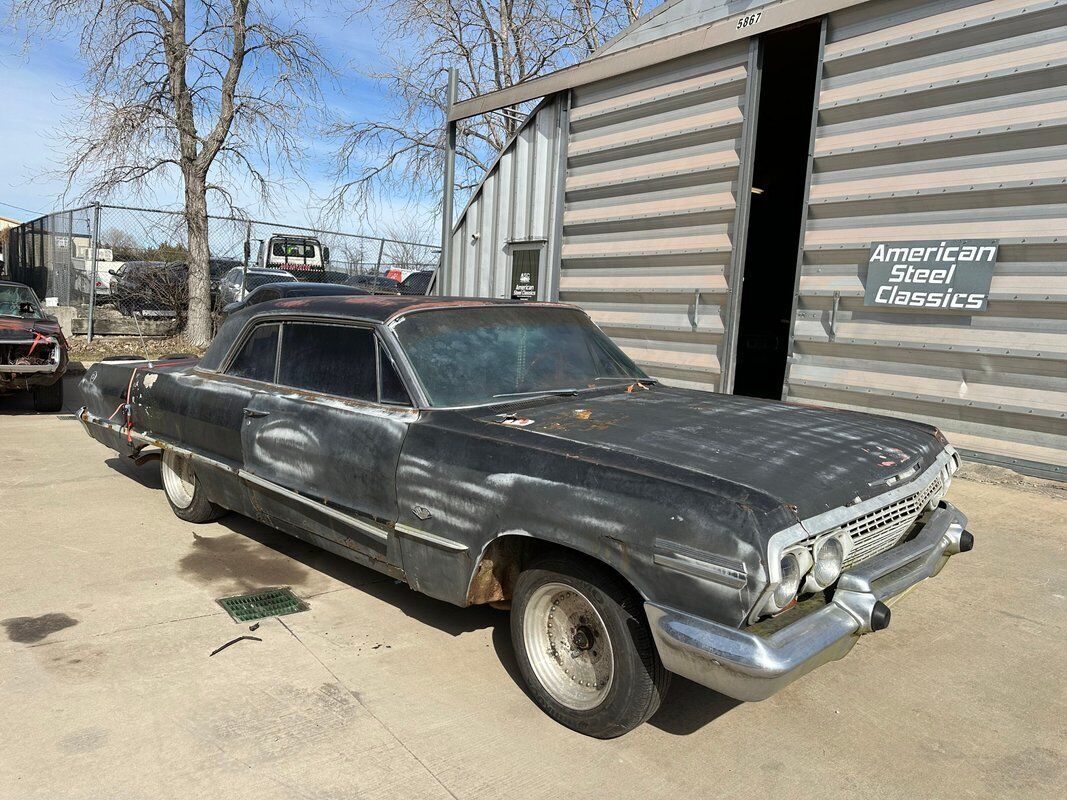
xmin=1 ymin=377 xmax=1064 ymax=799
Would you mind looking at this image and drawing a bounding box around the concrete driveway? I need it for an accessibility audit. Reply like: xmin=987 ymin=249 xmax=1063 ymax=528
xmin=1 ymin=377 xmax=1064 ymax=799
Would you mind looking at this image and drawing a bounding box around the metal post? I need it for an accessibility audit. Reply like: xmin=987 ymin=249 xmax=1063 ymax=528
xmin=242 ymin=221 xmax=253 ymax=300
xmin=546 ymin=91 xmax=571 ymax=301
xmin=86 ymin=203 xmax=101 ymax=343
xmin=439 ymin=67 xmax=458 ymax=294
xmin=374 ymin=238 xmax=386 ymax=275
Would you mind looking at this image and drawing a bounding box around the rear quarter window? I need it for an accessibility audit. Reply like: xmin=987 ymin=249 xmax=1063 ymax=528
xmin=227 ymin=323 xmax=279 ymax=382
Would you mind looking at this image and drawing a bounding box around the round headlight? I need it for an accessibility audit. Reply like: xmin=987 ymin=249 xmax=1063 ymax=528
xmin=812 ymin=536 xmax=844 ymax=587
xmin=772 ymin=552 xmax=802 ymax=610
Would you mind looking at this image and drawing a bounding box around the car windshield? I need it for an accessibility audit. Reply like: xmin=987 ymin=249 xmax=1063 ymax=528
xmin=392 ymin=306 xmax=646 ymax=407
xmin=0 ymin=284 xmax=43 ymax=318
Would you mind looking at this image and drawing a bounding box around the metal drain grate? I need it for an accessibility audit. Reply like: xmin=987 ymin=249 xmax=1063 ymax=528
xmin=217 ymin=588 xmax=309 ymax=623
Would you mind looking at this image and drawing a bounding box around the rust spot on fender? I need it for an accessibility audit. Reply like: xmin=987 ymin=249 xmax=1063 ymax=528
xmin=466 ymin=538 xmax=524 ymax=605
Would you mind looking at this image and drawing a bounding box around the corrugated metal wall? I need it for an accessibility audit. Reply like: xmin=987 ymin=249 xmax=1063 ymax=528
xmin=561 ymin=44 xmax=755 ymax=391
xmin=787 ymin=0 xmax=1067 ymax=478
xmin=445 ymin=96 xmax=566 ymax=297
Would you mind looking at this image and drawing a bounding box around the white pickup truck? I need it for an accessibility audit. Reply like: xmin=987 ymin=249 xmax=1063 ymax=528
xmin=254 ymin=234 xmax=329 ymax=271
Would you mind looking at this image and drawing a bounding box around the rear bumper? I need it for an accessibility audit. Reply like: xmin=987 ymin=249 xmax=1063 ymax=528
xmin=646 ymin=501 xmax=971 ymax=702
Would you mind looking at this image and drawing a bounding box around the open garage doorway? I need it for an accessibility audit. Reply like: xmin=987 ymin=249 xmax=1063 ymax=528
xmin=733 ymin=19 xmax=823 ymax=399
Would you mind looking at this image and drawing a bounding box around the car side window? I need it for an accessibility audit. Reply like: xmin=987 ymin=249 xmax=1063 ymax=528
xmin=378 ymin=344 xmax=411 ymax=405
xmin=278 ymin=322 xmax=376 ymax=401
xmin=227 ymin=323 xmax=279 ymax=382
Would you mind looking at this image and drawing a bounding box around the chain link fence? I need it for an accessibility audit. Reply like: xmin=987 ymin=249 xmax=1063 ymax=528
xmin=3 ymin=204 xmax=440 ymax=338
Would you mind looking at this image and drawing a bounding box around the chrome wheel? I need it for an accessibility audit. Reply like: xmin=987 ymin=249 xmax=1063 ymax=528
xmin=161 ymin=449 xmax=196 ymax=509
xmin=522 ymin=582 xmax=614 ymax=711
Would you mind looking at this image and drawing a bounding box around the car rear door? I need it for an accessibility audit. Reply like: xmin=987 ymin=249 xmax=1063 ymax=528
xmin=239 ymin=319 xmax=417 ymax=566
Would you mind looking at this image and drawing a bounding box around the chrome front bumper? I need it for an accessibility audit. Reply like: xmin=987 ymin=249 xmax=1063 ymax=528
xmin=645 ymin=501 xmax=972 ymax=702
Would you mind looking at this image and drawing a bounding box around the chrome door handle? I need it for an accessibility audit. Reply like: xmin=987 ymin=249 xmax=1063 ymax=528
xmin=243 ymin=408 xmax=269 ymax=418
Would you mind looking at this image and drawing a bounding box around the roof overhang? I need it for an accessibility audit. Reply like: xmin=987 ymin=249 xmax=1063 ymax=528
xmin=449 ymin=0 xmax=866 ymax=121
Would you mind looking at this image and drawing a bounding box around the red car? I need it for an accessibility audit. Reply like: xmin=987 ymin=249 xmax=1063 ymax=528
xmin=0 ymin=280 xmax=68 ymax=411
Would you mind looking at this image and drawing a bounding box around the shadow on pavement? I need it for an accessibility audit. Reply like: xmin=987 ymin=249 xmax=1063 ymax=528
xmin=0 ymin=391 xmax=36 ymax=414
xmin=647 ymin=677 xmax=741 ymax=735
xmin=105 ymin=456 xmax=164 ymax=489
xmin=0 ymin=374 xmax=88 ymax=417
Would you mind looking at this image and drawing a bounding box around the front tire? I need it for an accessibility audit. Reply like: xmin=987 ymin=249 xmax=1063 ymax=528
xmin=160 ymin=449 xmax=225 ymax=523
xmin=32 ymin=380 xmax=64 ymax=413
xmin=510 ymin=555 xmax=670 ymax=738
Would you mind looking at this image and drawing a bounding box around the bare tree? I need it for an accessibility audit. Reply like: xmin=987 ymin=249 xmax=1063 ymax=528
xmin=329 ymin=0 xmax=643 ymax=219
xmin=382 ymin=220 xmax=439 ymax=272
xmin=10 ymin=1 xmax=329 ymax=345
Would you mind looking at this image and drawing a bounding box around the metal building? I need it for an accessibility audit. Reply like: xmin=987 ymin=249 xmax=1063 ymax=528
xmin=439 ymin=0 xmax=1067 ymax=480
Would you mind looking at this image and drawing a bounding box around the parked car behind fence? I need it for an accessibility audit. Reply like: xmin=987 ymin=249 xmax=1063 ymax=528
xmin=344 ymin=274 xmax=401 ymax=294
xmin=215 ymin=267 xmax=298 ymax=308
xmin=399 ymin=270 xmax=435 ymax=296
xmin=217 ymin=281 xmax=370 ymax=321
xmin=109 ymin=261 xmax=186 ymax=318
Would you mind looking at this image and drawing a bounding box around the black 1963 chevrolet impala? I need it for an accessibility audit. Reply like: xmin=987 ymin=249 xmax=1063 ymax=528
xmin=78 ymin=296 xmax=973 ymax=737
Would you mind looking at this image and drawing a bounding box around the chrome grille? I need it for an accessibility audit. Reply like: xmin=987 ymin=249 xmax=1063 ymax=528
xmin=837 ymin=476 xmax=943 ymax=568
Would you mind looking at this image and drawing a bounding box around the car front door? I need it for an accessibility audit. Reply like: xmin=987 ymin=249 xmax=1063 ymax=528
xmin=239 ymin=319 xmax=417 ymax=567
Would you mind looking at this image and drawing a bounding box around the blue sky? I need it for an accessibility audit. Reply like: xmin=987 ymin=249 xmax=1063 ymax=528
xmin=0 ymin=2 xmax=426 ymax=236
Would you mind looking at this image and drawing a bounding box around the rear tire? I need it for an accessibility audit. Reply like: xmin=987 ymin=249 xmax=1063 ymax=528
xmin=510 ymin=555 xmax=670 ymax=738
xmin=32 ymin=380 xmax=64 ymax=413
xmin=160 ymin=449 xmax=225 ymax=523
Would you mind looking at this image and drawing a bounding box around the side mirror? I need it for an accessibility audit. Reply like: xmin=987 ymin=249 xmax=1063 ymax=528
xmin=108 ymin=268 xmax=118 ymax=276
xmin=322 ymin=246 xmax=330 ymax=264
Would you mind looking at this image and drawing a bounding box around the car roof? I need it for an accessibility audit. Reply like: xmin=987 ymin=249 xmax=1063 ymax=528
xmin=0 ymin=279 xmax=31 ymax=288
xmin=198 ymin=296 xmax=573 ymax=372
xmin=256 ymin=295 xmax=569 ymax=323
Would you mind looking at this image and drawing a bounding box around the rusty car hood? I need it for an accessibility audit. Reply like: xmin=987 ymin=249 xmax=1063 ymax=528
xmin=0 ymin=315 xmax=66 ymax=342
xmin=477 ymin=386 xmax=942 ymax=519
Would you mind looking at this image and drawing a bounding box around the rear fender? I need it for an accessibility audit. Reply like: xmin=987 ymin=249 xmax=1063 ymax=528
xmin=78 ymin=359 xmax=161 ymax=457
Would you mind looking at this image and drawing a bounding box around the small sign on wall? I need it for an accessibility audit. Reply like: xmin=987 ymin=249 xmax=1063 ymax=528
xmin=510 ymin=249 xmax=540 ymax=301
xmin=865 ymin=240 xmax=997 ymax=311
